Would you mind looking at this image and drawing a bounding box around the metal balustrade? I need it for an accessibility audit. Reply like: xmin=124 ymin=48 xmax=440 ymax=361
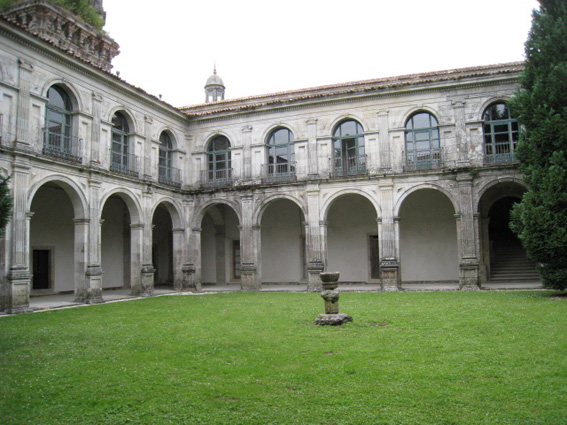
xmin=42 ymin=128 xmax=83 ymax=163
xmin=200 ymin=168 xmax=233 ymax=188
xmin=109 ymin=149 xmax=139 ymax=177
xmin=330 ymin=154 xmax=367 ymax=177
xmin=158 ymin=165 xmax=182 ymax=187
xmin=484 ymin=144 xmax=517 ymax=164
xmin=261 ymin=162 xmax=296 ymax=183
xmin=404 ymin=148 xmax=443 ymax=171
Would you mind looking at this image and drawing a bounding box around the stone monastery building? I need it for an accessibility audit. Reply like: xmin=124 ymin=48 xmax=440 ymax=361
xmin=0 ymin=1 xmax=537 ymax=313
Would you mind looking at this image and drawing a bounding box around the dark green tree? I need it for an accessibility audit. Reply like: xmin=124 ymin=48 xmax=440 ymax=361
xmin=509 ymin=0 xmax=567 ymax=289
xmin=0 ymin=176 xmax=12 ymax=237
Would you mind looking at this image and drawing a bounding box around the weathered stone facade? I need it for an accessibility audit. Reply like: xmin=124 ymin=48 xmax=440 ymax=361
xmin=0 ymin=6 xmax=534 ymax=314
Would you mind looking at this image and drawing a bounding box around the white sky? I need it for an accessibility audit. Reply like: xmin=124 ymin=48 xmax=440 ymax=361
xmin=103 ymin=0 xmax=539 ymax=108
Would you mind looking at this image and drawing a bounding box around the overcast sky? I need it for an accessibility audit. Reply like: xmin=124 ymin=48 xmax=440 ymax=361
xmin=103 ymin=0 xmax=539 ymax=108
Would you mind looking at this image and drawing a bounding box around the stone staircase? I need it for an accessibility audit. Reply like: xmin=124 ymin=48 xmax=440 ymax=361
xmin=490 ymin=241 xmax=540 ymax=282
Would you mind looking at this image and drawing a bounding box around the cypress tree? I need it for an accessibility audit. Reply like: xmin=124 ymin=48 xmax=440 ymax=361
xmin=509 ymin=0 xmax=567 ymax=289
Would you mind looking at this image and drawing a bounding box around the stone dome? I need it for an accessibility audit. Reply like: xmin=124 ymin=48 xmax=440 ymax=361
xmin=205 ymin=70 xmax=224 ymax=87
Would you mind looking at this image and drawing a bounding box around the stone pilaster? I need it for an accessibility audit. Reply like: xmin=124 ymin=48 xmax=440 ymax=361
xmin=190 ymin=227 xmax=202 ymax=289
xmin=239 ymin=194 xmax=261 ymax=291
xmin=377 ymin=111 xmax=391 ymax=170
xmin=307 ymin=119 xmax=319 ymax=177
xmin=86 ymin=179 xmax=103 ymax=303
xmin=73 ymin=218 xmax=89 ymax=302
xmin=15 ymin=59 xmax=33 ymax=148
xmin=306 ymin=184 xmax=323 ymax=291
xmin=130 ymin=223 xmax=143 ymax=296
xmin=90 ymin=92 xmax=103 ymax=165
xmin=379 ymin=183 xmax=400 ymax=291
xmin=456 ymin=173 xmax=480 ymax=290
xmin=171 ymin=228 xmax=185 ymax=290
xmin=143 ymin=115 xmax=153 ymax=180
xmin=242 ymin=125 xmax=253 ymax=180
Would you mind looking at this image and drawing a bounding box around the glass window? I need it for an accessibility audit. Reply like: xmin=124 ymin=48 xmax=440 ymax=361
xmin=45 ymin=86 xmax=72 ymax=152
xmin=267 ymin=128 xmax=294 ymax=175
xmin=483 ymin=102 xmax=519 ymax=162
xmin=405 ymin=112 xmax=440 ymax=169
xmin=111 ymin=112 xmax=129 ymax=169
xmin=159 ymin=132 xmax=173 ymax=169
xmin=207 ymin=135 xmax=231 ymax=181
xmin=332 ymin=120 xmax=365 ymax=175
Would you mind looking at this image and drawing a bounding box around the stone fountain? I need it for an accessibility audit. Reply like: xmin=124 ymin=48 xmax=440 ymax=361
xmin=314 ymin=272 xmax=353 ymax=326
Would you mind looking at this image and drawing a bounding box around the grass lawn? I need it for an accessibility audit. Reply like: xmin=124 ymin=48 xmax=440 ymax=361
xmin=1 ymin=291 xmax=566 ymax=425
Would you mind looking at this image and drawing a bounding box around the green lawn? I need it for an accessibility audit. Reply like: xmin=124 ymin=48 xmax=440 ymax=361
xmin=1 ymin=291 xmax=566 ymax=425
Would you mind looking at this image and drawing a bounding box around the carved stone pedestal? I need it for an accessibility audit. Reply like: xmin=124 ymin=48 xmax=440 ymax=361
xmin=315 ymin=272 xmax=352 ymax=326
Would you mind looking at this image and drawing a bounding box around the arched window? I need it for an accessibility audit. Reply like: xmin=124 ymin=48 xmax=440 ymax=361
xmin=405 ymin=112 xmax=441 ymax=170
xmin=483 ymin=102 xmax=519 ymax=163
xmin=207 ymin=135 xmax=231 ymax=184
xmin=266 ymin=128 xmax=295 ymax=180
xmin=44 ymin=85 xmax=77 ymax=160
xmin=332 ymin=120 xmax=366 ymax=175
xmin=159 ymin=132 xmax=178 ymax=185
xmin=110 ymin=112 xmax=134 ymax=174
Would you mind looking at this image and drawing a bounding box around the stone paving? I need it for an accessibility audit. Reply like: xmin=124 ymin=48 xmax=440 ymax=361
xmin=0 ymin=281 xmax=544 ymax=316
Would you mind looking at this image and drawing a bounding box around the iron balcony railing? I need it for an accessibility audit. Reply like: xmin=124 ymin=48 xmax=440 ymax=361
xmin=42 ymin=128 xmax=83 ymax=163
xmin=158 ymin=165 xmax=182 ymax=188
xmin=109 ymin=149 xmax=139 ymax=177
xmin=484 ymin=144 xmax=517 ymax=164
xmin=404 ymin=147 xmax=443 ymax=171
xmin=200 ymin=168 xmax=233 ymax=188
xmin=330 ymin=154 xmax=367 ymax=177
xmin=261 ymin=162 xmax=296 ymax=183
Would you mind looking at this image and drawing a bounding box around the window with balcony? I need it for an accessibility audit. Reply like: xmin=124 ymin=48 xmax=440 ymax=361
xmin=332 ymin=120 xmax=366 ymax=176
xmin=405 ymin=112 xmax=441 ymax=170
xmin=110 ymin=112 xmax=138 ymax=176
xmin=265 ymin=128 xmax=295 ymax=182
xmin=158 ymin=132 xmax=181 ymax=187
xmin=206 ymin=135 xmax=232 ymax=186
xmin=483 ymin=102 xmax=519 ymax=164
xmin=44 ymin=85 xmax=81 ymax=162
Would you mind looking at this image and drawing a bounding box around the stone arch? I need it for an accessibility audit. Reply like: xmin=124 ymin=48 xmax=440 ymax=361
xmin=203 ymin=131 xmax=234 ymax=150
xmin=397 ymin=186 xmax=459 ymax=283
xmin=254 ymin=193 xmax=307 ymax=227
xmin=261 ymin=123 xmax=298 ymax=143
xmin=193 ymin=198 xmax=242 ymax=230
xmin=394 ymin=183 xmax=458 ymax=217
xmin=150 ymin=197 xmax=183 ymax=229
xmin=156 ymin=127 xmax=179 ymax=150
xmin=321 ymin=188 xmax=381 ymax=222
xmin=41 ymin=79 xmax=84 ymax=112
xmin=99 ymin=187 xmax=143 ymax=225
xmin=475 ymin=177 xmax=527 ymax=214
xmin=326 ymin=113 xmax=367 ymax=136
xmin=477 ymin=96 xmax=514 ymax=121
xmin=27 ymin=175 xmax=88 ymax=220
xmin=400 ymin=106 xmax=442 ymax=128
xmin=107 ymin=107 xmax=137 ymax=134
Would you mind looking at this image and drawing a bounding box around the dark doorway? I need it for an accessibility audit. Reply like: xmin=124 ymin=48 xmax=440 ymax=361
xmin=33 ymin=249 xmax=50 ymax=290
xmin=369 ymin=235 xmax=380 ymax=279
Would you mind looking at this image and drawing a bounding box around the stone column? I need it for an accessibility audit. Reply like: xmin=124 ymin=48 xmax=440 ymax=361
xmin=307 ymin=119 xmax=319 ymax=177
xmin=172 ymin=228 xmax=185 ymax=290
xmin=73 ymin=218 xmax=89 ymax=302
xmin=379 ymin=183 xmax=400 ymax=291
xmin=306 ymin=184 xmax=323 ymax=291
xmin=377 ymin=111 xmax=391 ymax=170
xmin=143 ymin=115 xmax=153 ymax=180
xmin=182 ymin=199 xmax=197 ymax=291
xmin=140 ymin=193 xmax=154 ymax=296
xmin=130 ymin=223 xmax=143 ymax=296
xmin=86 ymin=179 xmax=103 ymax=303
xmin=5 ymin=159 xmax=31 ymax=313
xmin=456 ymin=173 xmax=480 ymax=290
xmin=190 ymin=227 xmax=202 ymax=291
xmin=14 ymin=59 xmax=33 ymax=148
xmin=240 ymin=193 xmax=261 ymax=291
xmin=90 ymin=92 xmax=103 ymax=165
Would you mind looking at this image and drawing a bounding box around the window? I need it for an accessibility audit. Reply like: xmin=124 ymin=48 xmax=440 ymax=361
xmin=332 ymin=120 xmax=366 ymax=175
xmin=483 ymin=102 xmax=519 ymax=163
xmin=158 ymin=131 xmax=178 ymax=185
xmin=405 ymin=112 xmax=441 ymax=170
xmin=207 ymin=135 xmax=231 ymax=183
xmin=266 ymin=128 xmax=295 ymax=180
xmin=44 ymin=86 xmax=78 ymax=160
xmin=110 ymin=112 xmax=133 ymax=174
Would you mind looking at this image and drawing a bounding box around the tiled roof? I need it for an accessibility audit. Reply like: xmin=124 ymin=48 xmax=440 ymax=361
xmin=181 ymin=62 xmax=523 ymax=117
